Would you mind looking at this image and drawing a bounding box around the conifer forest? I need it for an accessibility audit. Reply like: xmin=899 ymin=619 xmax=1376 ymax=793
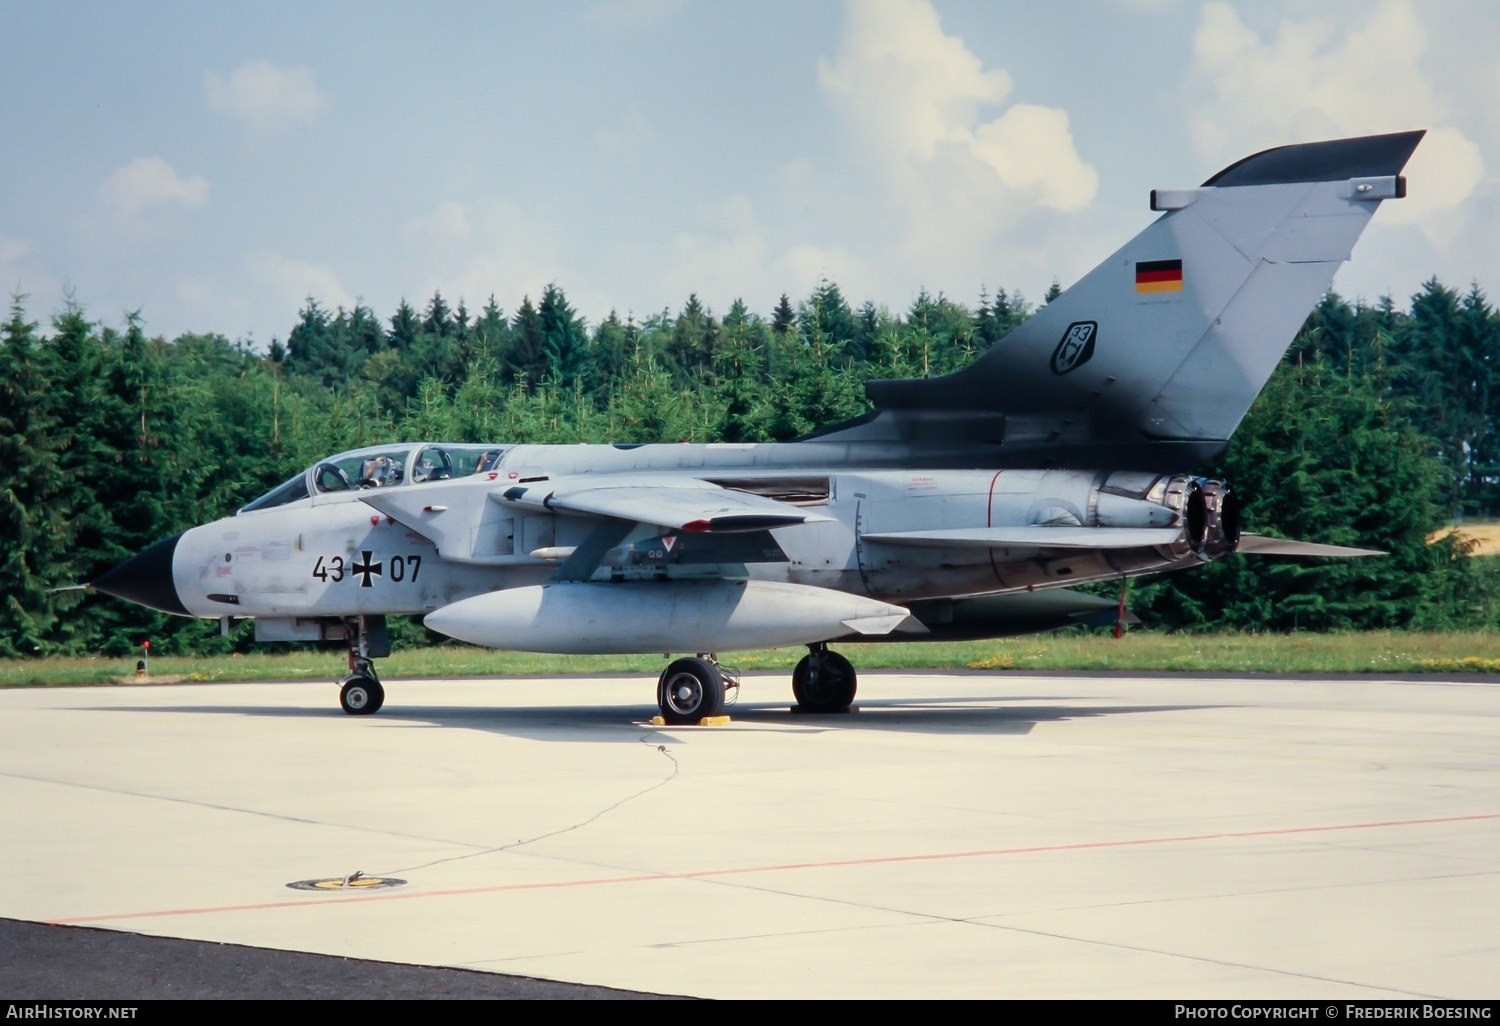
xmin=2 ymin=276 xmax=1496 ymax=657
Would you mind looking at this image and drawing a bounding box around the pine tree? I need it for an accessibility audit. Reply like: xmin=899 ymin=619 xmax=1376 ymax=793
xmin=539 ymin=283 xmax=589 ymax=387
xmin=973 ymin=286 xmax=1029 ymax=349
xmin=471 ymin=294 xmax=507 ymax=368
xmin=284 ymin=298 xmax=363 ymax=388
xmin=422 ymin=290 xmax=452 ymax=337
xmin=452 ymin=335 xmax=506 ymax=442
xmin=388 ymin=300 xmax=420 ymax=353
xmin=1457 ymin=284 xmax=1500 ymax=515
xmin=770 ymin=293 xmax=795 ymax=336
xmin=853 ymin=300 xmax=882 ymax=363
xmin=0 ymin=296 xmax=67 ymax=655
xmin=799 ymin=279 xmax=859 ymax=363
xmin=710 ymin=298 xmax=769 ymax=442
xmin=589 ymin=310 xmax=631 ymax=398
xmin=505 ymin=295 xmax=547 ymax=390
xmin=347 ymin=303 xmax=387 ymax=358
xmin=664 ymin=293 xmax=718 ymax=381
xmin=1390 ymin=280 xmax=1472 ymax=516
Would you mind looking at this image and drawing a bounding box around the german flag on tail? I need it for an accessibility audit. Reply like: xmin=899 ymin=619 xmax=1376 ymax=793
xmin=1135 ymin=259 xmax=1183 ymax=293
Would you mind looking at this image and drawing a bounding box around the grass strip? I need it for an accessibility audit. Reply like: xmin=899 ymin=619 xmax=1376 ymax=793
xmin=3 ymin=630 xmax=1498 ymax=688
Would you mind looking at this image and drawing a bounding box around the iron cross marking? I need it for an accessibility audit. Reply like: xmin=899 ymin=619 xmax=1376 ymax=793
xmin=351 ymin=551 xmax=383 ymax=588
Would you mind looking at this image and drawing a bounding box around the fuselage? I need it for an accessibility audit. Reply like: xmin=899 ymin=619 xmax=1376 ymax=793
xmin=158 ymin=440 xmax=1219 ymax=626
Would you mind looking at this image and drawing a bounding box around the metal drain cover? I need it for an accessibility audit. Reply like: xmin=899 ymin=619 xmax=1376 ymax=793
xmin=287 ymin=874 xmax=406 ymax=891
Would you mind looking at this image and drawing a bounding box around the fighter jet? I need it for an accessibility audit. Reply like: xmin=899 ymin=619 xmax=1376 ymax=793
xmin=92 ymin=131 xmax=1418 ymax=723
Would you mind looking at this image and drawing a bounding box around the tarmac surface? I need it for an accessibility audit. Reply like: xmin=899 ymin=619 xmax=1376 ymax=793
xmin=1 ymin=669 xmax=1496 ymax=1000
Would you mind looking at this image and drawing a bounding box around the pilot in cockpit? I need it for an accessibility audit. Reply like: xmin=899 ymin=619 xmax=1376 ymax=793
xmin=359 ymin=455 xmax=402 ymax=488
xmin=411 ymin=451 xmax=449 ymax=484
xmin=475 ymin=449 xmax=504 ymax=474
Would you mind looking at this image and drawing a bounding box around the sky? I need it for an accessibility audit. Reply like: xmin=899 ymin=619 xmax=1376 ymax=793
xmin=1 ymin=0 xmax=1496 ymax=347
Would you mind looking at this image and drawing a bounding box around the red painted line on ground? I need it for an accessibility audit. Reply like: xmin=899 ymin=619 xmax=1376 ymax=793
xmin=48 ymin=812 xmax=1499 ymax=926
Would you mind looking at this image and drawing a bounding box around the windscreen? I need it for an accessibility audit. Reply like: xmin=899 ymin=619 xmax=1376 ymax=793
xmin=240 ymin=472 xmax=310 ymax=513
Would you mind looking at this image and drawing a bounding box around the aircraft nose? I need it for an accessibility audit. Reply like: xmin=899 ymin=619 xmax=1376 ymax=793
xmin=92 ymin=532 xmax=190 ymax=615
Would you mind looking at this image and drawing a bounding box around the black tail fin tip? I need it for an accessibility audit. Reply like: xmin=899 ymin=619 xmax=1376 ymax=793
xmin=1202 ymin=130 xmax=1425 ymax=188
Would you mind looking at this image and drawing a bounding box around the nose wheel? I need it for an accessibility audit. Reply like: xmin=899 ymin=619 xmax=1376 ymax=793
xmin=340 ymin=675 xmax=385 ymax=715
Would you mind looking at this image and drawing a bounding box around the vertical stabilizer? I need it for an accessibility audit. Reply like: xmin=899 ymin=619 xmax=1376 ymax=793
xmin=832 ymin=132 xmax=1423 ymax=465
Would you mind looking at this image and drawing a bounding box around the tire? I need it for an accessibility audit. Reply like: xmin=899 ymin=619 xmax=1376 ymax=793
xmin=792 ymin=650 xmax=856 ymax=713
xmin=658 ymin=657 xmax=725 ymax=725
xmin=340 ymin=676 xmax=384 ymax=716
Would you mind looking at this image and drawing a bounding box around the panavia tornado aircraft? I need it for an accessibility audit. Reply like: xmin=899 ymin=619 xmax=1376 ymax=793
xmin=92 ymin=131 xmax=1418 ymax=723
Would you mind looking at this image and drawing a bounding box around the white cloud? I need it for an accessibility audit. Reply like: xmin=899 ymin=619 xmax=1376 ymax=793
xmin=98 ymin=157 xmax=209 ymax=218
xmin=819 ymin=0 xmax=1010 ymax=163
xmin=251 ymin=254 xmax=355 ymax=313
xmin=817 ymin=0 xmax=1096 ymax=213
xmin=690 ymin=0 xmax=1096 ymax=312
xmin=643 ymin=1 xmax=1103 ymax=320
xmin=1187 ymin=0 xmax=1482 ymax=229
xmin=205 ymin=60 xmax=324 ymax=129
xmin=971 ymin=104 xmax=1098 ymax=213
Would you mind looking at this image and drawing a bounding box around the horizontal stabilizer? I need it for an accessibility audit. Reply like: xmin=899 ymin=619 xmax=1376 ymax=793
xmin=1236 ymin=534 xmax=1385 ymax=558
xmin=863 ymin=526 xmax=1182 ymax=549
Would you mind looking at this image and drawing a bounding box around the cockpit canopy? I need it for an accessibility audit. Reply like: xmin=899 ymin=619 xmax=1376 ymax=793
xmin=240 ymin=443 xmax=510 ymax=514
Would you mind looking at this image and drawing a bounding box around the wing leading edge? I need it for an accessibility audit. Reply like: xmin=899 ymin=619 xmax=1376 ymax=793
xmin=495 ymin=476 xmax=833 ymax=533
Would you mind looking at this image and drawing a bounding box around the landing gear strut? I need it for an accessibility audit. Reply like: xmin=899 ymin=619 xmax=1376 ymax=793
xmin=339 ymin=615 xmax=388 ymax=716
xmin=656 ymin=654 xmax=736 ymax=725
xmin=792 ymin=643 xmax=857 ymax=713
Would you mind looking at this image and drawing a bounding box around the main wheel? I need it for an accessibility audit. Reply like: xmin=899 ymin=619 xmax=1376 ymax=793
xmin=658 ymin=657 xmax=725 ymax=725
xmin=792 ymin=650 xmax=856 ymax=713
xmin=340 ymin=675 xmax=385 ymax=715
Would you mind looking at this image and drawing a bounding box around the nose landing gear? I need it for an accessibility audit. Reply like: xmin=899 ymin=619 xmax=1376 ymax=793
xmin=338 ymin=615 xmax=389 ymax=715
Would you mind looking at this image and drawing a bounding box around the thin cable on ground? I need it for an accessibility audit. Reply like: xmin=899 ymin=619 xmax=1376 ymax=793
xmin=374 ymin=733 xmax=680 ymax=877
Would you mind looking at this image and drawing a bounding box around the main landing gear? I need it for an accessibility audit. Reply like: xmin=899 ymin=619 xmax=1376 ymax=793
xmin=651 ymin=643 xmax=858 ymax=723
xmin=339 ymin=615 xmax=389 ymax=716
xmin=792 ymin=642 xmax=857 ymax=713
xmin=656 ymin=655 xmax=738 ymax=725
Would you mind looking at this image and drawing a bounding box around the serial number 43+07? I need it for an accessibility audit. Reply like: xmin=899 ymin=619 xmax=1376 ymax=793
xmin=312 ymin=552 xmax=421 ymax=588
